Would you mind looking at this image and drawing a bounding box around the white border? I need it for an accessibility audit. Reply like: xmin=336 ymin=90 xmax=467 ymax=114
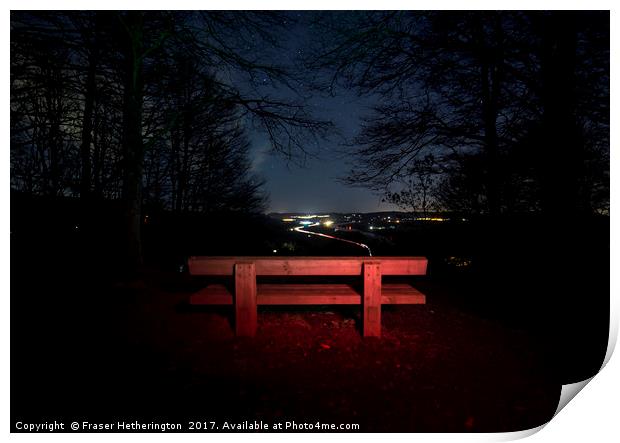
xmin=4 ymin=2 xmax=617 ymax=443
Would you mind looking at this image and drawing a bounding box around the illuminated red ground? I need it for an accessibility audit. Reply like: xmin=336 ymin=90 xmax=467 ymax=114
xmin=11 ymin=207 xmax=609 ymax=433
xmin=11 ymin=270 xmax=562 ymax=433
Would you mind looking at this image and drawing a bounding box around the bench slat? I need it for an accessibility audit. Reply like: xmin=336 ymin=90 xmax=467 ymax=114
xmin=189 ymin=283 xmax=426 ymax=306
xmin=188 ymin=256 xmax=427 ymax=276
xmin=363 ymin=262 xmax=382 ymax=337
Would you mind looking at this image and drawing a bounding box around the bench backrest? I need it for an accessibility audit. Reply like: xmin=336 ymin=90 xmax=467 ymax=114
xmin=188 ymin=256 xmax=428 ymax=276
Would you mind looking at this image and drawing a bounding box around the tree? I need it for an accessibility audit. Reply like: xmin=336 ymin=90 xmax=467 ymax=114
xmin=307 ymin=11 xmax=609 ymax=216
xmin=384 ymin=154 xmax=438 ymax=215
xmin=11 ymin=12 xmax=79 ymax=195
xmin=143 ymin=50 xmax=267 ymax=214
xmin=11 ymin=11 xmax=331 ymax=272
xmin=536 ymin=12 xmax=609 ymax=216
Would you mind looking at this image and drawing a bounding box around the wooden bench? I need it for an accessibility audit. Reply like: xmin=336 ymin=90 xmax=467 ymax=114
xmin=188 ymin=256 xmax=428 ymax=337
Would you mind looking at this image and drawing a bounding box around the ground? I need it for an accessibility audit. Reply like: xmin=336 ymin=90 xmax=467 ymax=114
xmin=10 ymin=204 xmax=609 ymax=433
xmin=11 ymin=270 xmax=561 ymax=433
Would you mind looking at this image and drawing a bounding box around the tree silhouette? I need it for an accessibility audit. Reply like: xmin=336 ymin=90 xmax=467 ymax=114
xmin=307 ymin=11 xmax=609 ymax=215
xmin=11 ymin=11 xmax=331 ymax=271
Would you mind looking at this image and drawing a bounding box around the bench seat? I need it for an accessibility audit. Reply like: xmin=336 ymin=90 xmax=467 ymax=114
xmin=190 ymin=283 xmax=426 ymax=305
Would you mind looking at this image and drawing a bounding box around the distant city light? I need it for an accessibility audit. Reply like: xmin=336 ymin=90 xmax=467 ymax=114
xmin=299 ymin=220 xmax=313 ymax=225
xmin=282 ymin=218 xmax=295 ymax=222
xmin=323 ymin=220 xmax=334 ymax=227
xmin=272 ymin=249 xmax=278 ymax=254
xmin=293 ymin=214 xmax=330 ymax=219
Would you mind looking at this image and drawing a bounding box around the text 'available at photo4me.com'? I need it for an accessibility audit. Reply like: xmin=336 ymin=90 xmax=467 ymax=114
xmin=14 ymin=420 xmax=362 ymax=432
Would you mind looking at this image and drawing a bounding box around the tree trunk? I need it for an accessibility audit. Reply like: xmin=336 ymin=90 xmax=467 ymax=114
xmin=92 ymin=104 xmax=102 ymax=198
xmin=45 ymin=65 xmax=62 ymax=195
xmin=80 ymin=48 xmax=96 ymax=199
xmin=481 ymin=60 xmax=500 ymax=216
xmin=537 ymin=12 xmax=587 ymax=385
xmin=539 ymin=12 xmax=581 ymax=216
xmin=179 ymin=106 xmax=192 ymax=213
xmin=479 ymin=14 xmax=503 ymax=217
xmin=120 ymin=11 xmax=145 ymax=272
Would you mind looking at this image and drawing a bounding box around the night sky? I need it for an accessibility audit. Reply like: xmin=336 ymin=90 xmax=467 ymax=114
xmin=243 ymin=13 xmax=400 ymax=214
xmin=249 ymin=109 xmax=400 ymax=214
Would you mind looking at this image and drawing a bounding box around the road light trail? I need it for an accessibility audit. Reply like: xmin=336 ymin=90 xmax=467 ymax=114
xmin=294 ymin=223 xmax=373 ymax=256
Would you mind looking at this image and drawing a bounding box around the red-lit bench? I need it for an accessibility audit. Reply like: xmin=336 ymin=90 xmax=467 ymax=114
xmin=188 ymin=256 xmax=428 ymax=337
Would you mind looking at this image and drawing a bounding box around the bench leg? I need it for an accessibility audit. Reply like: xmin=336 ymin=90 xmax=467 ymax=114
xmin=363 ymin=262 xmax=382 ymax=337
xmin=234 ymin=262 xmax=257 ymax=337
